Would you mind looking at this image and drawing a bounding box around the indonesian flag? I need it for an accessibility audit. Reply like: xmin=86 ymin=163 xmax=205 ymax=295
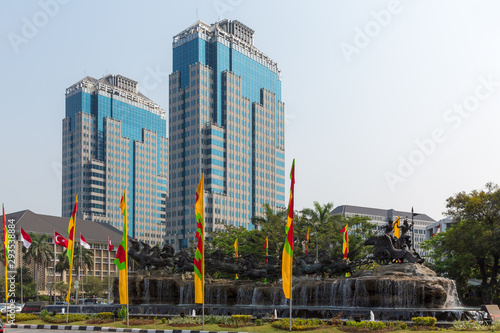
xmin=108 ymin=237 xmax=113 ymax=252
xmin=20 ymin=228 xmax=32 ymax=249
xmin=54 ymin=231 xmax=68 ymax=248
xmin=80 ymin=234 xmax=91 ymax=249
xmin=432 ymin=224 xmax=441 ymax=237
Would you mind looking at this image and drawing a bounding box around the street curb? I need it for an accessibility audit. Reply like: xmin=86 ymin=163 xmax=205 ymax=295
xmin=6 ymin=324 xmax=251 ymax=333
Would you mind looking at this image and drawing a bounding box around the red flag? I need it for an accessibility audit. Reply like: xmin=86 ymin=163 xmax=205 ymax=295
xmin=108 ymin=237 xmax=114 ymax=252
xmin=20 ymin=227 xmax=32 ymax=249
xmin=432 ymin=224 xmax=441 ymax=237
xmin=54 ymin=231 xmax=68 ymax=248
xmin=80 ymin=233 xmax=91 ymax=249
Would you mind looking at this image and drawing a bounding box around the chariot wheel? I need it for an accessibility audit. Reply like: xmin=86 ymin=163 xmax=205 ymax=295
xmin=375 ymin=250 xmax=391 ymax=265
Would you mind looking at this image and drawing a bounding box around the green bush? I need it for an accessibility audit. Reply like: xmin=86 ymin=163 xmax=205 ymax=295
xmin=117 ymin=306 xmax=127 ymax=319
xmin=40 ymin=309 xmax=49 ymax=320
xmin=271 ymin=318 xmax=324 ymax=331
xmin=400 ymin=322 xmax=408 ymax=329
xmin=452 ymin=320 xmax=486 ymax=331
xmin=345 ymin=320 xmax=387 ymax=330
xmin=43 ymin=313 xmax=88 ymax=323
xmin=168 ymin=316 xmax=202 ymax=325
xmin=412 ymin=317 xmax=437 ymax=327
xmin=231 ymin=314 xmax=252 ymax=325
xmin=205 ymin=315 xmax=232 ymax=325
xmin=161 ymin=317 xmax=166 ymax=324
xmin=97 ymin=312 xmax=114 ymax=321
xmin=13 ymin=313 xmax=38 ymax=322
xmin=256 ymin=318 xmax=263 ymax=326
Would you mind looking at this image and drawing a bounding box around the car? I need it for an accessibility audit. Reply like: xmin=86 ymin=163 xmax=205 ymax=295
xmin=54 ymin=301 xmax=68 ymax=305
xmin=0 ymin=317 xmax=5 ymax=333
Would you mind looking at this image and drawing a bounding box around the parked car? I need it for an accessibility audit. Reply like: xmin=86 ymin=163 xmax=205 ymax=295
xmin=0 ymin=317 xmax=5 ymax=333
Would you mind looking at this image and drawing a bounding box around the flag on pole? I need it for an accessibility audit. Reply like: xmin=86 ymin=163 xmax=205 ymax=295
xmin=393 ymin=216 xmax=401 ymax=239
xmin=113 ymin=190 xmax=129 ymax=305
xmin=263 ymin=236 xmax=269 ymax=283
xmin=54 ymin=231 xmax=68 ymax=248
xmin=282 ymin=159 xmax=295 ymax=299
xmin=305 ymin=228 xmax=310 ymax=254
xmin=234 ymin=238 xmax=239 ymax=279
xmin=339 ymin=224 xmax=349 ymax=259
xmin=194 ymin=174 xmax=205 ymax=304
xmin=432 ymin=224 xmax=441 ymax=237
xmin=3 ymin=204 xmax=9 ymax=301
xmin=66 ymin=196 xmax=78 ymax=303
xmin=20 ymin=227 xmax=32 ymax=249
xmin=108 ymin=237 xmax=113 ymax=252
xmin=80 ymin=234 xmax=91 ymax=249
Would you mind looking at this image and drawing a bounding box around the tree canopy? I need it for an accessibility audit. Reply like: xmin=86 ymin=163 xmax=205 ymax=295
xmin=421 ymin=182 xmax=500 ymax=303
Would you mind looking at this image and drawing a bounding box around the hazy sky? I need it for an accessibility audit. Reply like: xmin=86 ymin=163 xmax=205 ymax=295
xmin=2 ymin=0 xmax=500 ymax=221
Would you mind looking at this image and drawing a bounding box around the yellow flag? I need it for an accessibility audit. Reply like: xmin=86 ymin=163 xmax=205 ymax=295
xmin=393 ymin=216 xmax=401 ymax=239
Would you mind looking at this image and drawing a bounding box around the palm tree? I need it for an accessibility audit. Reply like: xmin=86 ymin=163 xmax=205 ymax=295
xmin=24 ymin=233 xmax=53 ymax=300
xmin=251 ymin=204 xmax=287 ymax=256
xmin=301 ymin=202 xmax=335 ymax=259
xmin=57 ymin=246 xmax=93 ymax=280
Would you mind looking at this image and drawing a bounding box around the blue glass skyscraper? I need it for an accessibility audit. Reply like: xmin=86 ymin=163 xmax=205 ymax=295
xmin=62 ymin=75 xmax=168 ymax=244
xmin=166 ymin=20 xmax=286 ymax=249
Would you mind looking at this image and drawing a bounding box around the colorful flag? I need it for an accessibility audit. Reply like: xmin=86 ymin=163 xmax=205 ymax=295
xmin=20 ymin=227 xmax=32 ymax=249
xmin=393 ymin=216 xmax=401 ymax=239
xmin=108 ymin=237 xmax=113 ymax=252
xmin=282 ymin=159 xmax=295 ymax=299
xmin=66 ymin=195 xmax=78 ymax=303
xmin=432 ymin=224 xmax=441 ymax=237
xmin=3 ymin=204 xmax=8 ymax=301
xmin=113 ymin=189 xmax=129 ymax=305
xmin=339 ymin=224 xmax=349 ymax=259
xmin=54 ymin=231 xmax=68 ymax=248
xmin=234 ymin=238 xmax=239 ymax=280
xmin=194 ymin=174 xmax=205 ymax=304
xmin=305 ymin=228 xmax=310 ymax=254
xmin=80 ymin=234 xmax=91 ymax=249
xmin=263 ymin=236 xmax=269 ymax=283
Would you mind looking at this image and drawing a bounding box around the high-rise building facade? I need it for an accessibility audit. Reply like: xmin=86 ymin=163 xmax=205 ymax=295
xmin=62 ymin=75 xmax=168 ymax=244
xmin=166 ymin=20 xmax=286 ymax=248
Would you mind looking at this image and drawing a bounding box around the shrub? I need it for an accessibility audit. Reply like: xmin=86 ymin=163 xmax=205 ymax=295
xmin=452 ymin=320 xmax=486 ymax=331
xmin=256 ymin=319 xmax=263 ymax=326
xmin=345 ymin=320 xmax=387 ymax=330
xmin=43 ymin=313 xmax=88 ymax=323
xmin=40 ymin=309 xmax=49 ymax=320
xmin=161 ymin=317 xmax=166 ymax=324
xmin=14 ymin=313 xmax=39 ymax=322
xmin=117 ymin=306 xmax=127 ymax=319
xmin=205 ymin=315 xmax=231 ymax=325
xmin=412 ymin=317 xmax=437 ymax=327
xmin=98 ymin=312 xmax=114 ymax=321
xmin=168 ymin=316 xmax=202 ymax=325
xmin=400 ymin=322 xmax=408 ymax=329
xmin=231 ymin=314 xmax=253 ymax=325
xmin=271 ymin=318 xmax=324 ymax=331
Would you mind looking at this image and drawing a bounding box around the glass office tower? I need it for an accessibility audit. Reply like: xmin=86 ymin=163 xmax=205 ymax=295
xmin=62 ymin=75 xmax=168 ymax=244
xmin=166 ymin=20 xmax=286 ymax=249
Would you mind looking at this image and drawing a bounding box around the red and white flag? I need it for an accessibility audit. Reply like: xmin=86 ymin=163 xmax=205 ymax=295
xmin=20 ymin=227 xmax=32 ymax=249
xmin=108 ymin=237 xmax=113 ymax=252
xmin=54 ymin=231 xmax=68 ymax=248
xmin=432 ymin=224 xmax=441 ymax=237
xmin=80 ymin=234 xmax=91 ymax=249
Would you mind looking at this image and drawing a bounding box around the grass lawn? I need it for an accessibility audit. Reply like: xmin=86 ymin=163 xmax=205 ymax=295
xmin=9 ymin=319 xmax=482 ymax=333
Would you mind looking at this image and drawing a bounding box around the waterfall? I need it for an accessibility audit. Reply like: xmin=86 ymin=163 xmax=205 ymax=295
xmin=443 ymin=279 xmax=462 ymax=308
xmin=144 ymin=279 xmax=150 ymax=303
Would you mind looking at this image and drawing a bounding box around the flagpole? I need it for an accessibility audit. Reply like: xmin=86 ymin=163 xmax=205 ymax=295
xmin=20 ymin=240 xmax=23 ymax=304
xmin=107 ymin=248 xmax=110 ymax=304
xmin=53 ymin=241 xmax=56 ymax=304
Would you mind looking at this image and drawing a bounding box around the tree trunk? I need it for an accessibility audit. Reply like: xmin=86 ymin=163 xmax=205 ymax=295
xmin=478 ymin=258 xmax=492 ymax=303
xmin=35 ymin=263 xmax=39 ymax=301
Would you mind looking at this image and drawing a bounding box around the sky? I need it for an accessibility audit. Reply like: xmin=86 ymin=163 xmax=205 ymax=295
xmin=1 ymin=0 xmax=500 ymax=222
